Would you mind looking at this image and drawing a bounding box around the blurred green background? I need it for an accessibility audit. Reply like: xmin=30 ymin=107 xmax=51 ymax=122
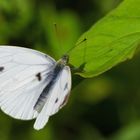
xmin=1 ymin=0 xmax=140 ymax=140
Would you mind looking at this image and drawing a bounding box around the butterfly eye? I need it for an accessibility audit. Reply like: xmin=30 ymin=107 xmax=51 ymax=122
xmin=62 ymin=55 xmax=69 ymax=63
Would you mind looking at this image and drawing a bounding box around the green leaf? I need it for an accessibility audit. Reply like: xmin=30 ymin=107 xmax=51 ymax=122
xmin=69 ymin=0 xmax=140 ymax=78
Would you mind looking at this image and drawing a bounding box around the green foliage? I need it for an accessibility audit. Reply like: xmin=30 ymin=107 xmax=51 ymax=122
xmin=69 ymin=0 xmax=140 ymax=77
xmin=0 ymin=0 xmax=33 ymax=42
xmin=112 ymin=121 xmax=140 ymax=140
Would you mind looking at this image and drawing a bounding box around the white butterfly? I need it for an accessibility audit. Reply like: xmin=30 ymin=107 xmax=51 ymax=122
xmin=0 ymin=46 xmax=71 ymax=130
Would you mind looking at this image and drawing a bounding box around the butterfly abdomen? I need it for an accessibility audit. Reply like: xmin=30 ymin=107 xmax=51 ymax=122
xmin=33 ymin=92 xmax=48 ymax=112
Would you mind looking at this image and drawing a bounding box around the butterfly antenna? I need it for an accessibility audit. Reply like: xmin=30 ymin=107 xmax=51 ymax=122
xmin=78 ymin=37 xmax=87 ymax=72
xmin=66 ymin=37 xmax=87 ymax=72
xmin=66 ymin=38 xmax=87 ymax=54
xmin=53 ymin=23 xmax=62 ymax=51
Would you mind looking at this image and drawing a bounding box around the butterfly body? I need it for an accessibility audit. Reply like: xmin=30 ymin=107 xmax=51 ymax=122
xmin=0 ymin=46 xmax=71 ymax=130
xmin=34 ymin=55 xmax=69 ymax=113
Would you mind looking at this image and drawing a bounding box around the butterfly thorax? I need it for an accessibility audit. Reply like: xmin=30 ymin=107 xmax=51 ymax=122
xmin=57 ymin=54 xmax=69 ymax=66
xmin=34 ymin=55 xmax=69 ymax=112
xmin=50 ymin=55 xmax=69 ymax=79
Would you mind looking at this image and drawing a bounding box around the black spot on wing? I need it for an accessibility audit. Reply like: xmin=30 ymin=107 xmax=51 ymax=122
xmin=64 ymin=83 xmax=68 ymax=91
xmin=36 ymin=72 xmax=42 ymax=81
xmin=55 ymin=98 xmax=58 ymax=103
xmin=0 ymin=66 xmax=4 ymax=72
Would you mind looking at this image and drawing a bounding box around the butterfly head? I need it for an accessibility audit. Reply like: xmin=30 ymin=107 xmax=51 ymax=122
xmin=59 ymin=55 xmax=69 ymax=66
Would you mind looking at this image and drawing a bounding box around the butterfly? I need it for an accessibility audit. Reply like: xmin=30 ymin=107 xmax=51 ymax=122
xmin=0 ymin=46 xmax=71 ymax=130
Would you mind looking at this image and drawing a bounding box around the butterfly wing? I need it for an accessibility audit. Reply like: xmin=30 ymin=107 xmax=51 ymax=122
xmin=34 ymin=66 xmax=71 ymax=130
xmin=0 ymin=46 xmax=56 ymax=120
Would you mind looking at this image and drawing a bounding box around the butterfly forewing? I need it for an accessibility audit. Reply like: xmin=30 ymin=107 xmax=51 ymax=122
xmin=0 ymin=46 xmax=56 ymax=120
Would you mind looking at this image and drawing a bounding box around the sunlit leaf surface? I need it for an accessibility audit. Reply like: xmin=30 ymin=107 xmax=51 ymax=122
xmin=69 ymin=0 xmax=140 ymax=77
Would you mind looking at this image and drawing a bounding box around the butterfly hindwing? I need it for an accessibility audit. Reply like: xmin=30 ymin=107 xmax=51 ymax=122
xmin=51 ymin=66 xmax=71 ymax=114
xmin=34 ymin=66 xmax=71 ymax=130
